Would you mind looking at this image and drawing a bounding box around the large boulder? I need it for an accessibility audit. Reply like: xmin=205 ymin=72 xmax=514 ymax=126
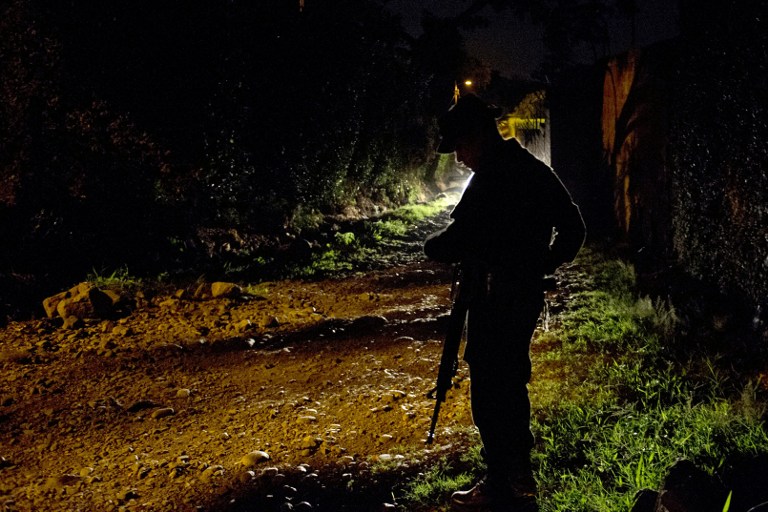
xmin=42 ymin=283 xmax=125 ymax=328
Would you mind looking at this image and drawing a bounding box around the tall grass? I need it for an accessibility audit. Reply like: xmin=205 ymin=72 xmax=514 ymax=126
xmin=397 ymin=246 xmax=768 ymax=511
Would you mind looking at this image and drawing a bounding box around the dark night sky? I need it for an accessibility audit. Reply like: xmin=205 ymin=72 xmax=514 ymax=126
xmin=379 ymin=0 xmax=680 ymax=78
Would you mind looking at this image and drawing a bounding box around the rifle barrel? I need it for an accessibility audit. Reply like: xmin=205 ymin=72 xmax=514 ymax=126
xmin=426 ymin=399 xmax=441 ymax=444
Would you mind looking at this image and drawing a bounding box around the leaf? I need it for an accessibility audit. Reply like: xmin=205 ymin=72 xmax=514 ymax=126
xmin=722 ymin=490 xmax=732 ymax=512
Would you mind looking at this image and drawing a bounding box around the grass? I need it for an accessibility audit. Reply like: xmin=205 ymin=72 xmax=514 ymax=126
xmin=287 ymin=196 xmax=455 ymax=278
xmin=86 ymin=265 xmax=143 ymax=291
xmin=395 ymin=245 xmax=768 ymax=511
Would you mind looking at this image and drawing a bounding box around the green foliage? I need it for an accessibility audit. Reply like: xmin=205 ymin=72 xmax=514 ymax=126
xmin=86 ymin=266 xmax=142 ymax=291
xmin=531 ymin=249 xmax=768 ymax=511
xmin=556 ymin=252 xmax=676 ymax=354
xmin=334 ymin=232 xmax=357 ymax=247
xmin=368 ymin=197 xmax=455 ymax=241
xmin=399 ymin=447 xmax=483 ymax=510
xmin=388 ymin=197 xmax=455 ymax=223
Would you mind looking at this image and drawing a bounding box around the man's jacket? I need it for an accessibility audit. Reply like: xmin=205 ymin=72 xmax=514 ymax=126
xmin=425 ymin=138 xmax=586 ymax=277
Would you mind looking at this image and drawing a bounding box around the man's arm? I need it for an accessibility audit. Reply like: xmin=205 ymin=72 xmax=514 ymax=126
xmin=424 ymin=222 xmax=464 ymax=263
xmin=543 ymin=171 xmax=587 ymax=273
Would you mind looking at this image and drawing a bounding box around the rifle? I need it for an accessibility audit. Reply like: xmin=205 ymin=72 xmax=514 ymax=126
xmin=426 ymin=264 xmax=469 ymax=445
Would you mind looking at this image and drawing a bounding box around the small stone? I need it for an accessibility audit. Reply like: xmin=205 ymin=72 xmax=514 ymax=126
xmin=240 ymin=450 xmax=270 ymax=467
xmin=240 ymin=470 xmax=256 ymax=483
xmin=151 ymin=407 xmax=175 ymax=419
xmin=201 ymin=465 xmax=224 ymax=483
xmin=261 ymin=467 xmax=279 ymax=478
xmin=383 ymin=390 xmax=407 ymax=403
xmin=176 ymin=389 xmax=191 ymax=399
xmin=116 ymin=488 xmax=139 ymax=502
xmin=62 ymin=315 xmax=84 ymax=330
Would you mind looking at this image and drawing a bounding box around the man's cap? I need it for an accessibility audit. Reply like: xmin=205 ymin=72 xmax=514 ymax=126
xmin=436 ymin=94 xmax=503 ymax=154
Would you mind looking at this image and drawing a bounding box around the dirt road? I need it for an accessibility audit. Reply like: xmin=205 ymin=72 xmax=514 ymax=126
xmin=1 ymin=258 xmax=485 ymax=511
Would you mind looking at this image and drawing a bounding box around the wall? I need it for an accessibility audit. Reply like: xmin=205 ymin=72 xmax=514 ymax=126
xmin=600 ymin=41 xmax=678 ymax=269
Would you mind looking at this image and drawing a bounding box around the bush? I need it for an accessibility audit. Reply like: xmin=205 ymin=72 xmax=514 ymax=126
xmin=670 ymin=1 xmax=768 ymax=305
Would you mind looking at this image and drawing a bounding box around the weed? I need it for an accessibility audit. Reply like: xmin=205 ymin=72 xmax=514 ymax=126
xmin=86 ymin=266 xmax=142 ymax=291
xmin=398 ymin=457 xmax=476 ymax=509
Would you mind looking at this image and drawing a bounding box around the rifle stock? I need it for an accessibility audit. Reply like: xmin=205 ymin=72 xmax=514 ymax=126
xmin=426 ymin=266 xmax=468 ymax=444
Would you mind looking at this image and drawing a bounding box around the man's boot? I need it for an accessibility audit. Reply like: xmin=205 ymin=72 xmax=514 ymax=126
xmin=451 ymin=471 xmax=538 ymax=511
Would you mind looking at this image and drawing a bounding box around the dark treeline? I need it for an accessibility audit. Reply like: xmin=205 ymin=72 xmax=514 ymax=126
xmin=0 ymin=0 xmax=468 ymax=298
xmin=670 ymin=0 xmax=768 ymax=310
xmin=2 ymin=0 xmax=767 ymax=330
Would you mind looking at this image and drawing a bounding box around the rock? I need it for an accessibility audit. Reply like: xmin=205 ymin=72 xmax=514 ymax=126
xmin=59 ymin=286 xmax=105 ymax=318
xmin=150 ymin=407 xmax=175 ymax=419
xmin=43 ymin=291 xmax=69 ymax=319
xmin=201 ymin=465 xmax=224 ymax=483
xmin=240 ymin=450 xmax=270 ymax=467
xmin=116 ymin=488 xmax=139 ymax=502
xmin=61 ymin=315 xmax=84 ymax=330
xmin=656 ymin=460 xmax=727 ymax=512
xmin=43 ymin=282 xmax=123 ymax=326
xmin=260 ymin=467 xmax=280 ymax=478
xmin=175 ymin=389 xmax=191 ymax=399
xmin=211 ymin=282 xmax=242 ymax=298
xmin=383 ymin=390 xmax=407 ymax=403
xmin=193 ymin=282 xmax=242 ymax=300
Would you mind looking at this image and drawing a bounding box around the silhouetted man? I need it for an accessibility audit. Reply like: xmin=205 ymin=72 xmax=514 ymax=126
xmin=425 ymin=94 xmax=586 ymax=511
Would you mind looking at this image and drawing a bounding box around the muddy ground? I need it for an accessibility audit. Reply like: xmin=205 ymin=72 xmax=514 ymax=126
xmin=0 ymin=207 xmax=578 ymax=512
